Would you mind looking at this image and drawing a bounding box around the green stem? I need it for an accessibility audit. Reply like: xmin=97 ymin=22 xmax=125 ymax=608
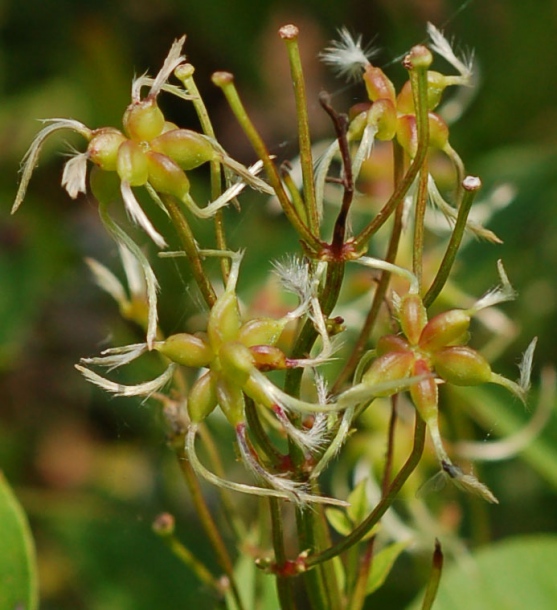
xmin=154 ymin=519 xmax=224 ymax=595
xmin=279 ymin=25 xmax=319 ymax=235
xmin=161 ymin=193 xmax=217 ymax=307
xmin=330 ymin=143 xmax=405 ymax=393
xmin=347 ymin=537 xmax=376 ymax=610
xmin=174 ymin=443 xmax=246 ymax=610
xmin=245 ymin=397 xmax=285 ymax=467
xmin=423 ymin=176 xmax=481 ymax=307
xmin=305 ymin=415 xmax=426 ymax=568
xmin=352 ymin=49 xmax=431 ymax=253
xmin=211 ymin=71 xmax=322 ymax=253
xmin=175 ymin=64 xmax=230 ymax=281
xmin=270 ymin=498 xmax=297 ymax=610
xmin=413 ymin=158 xmax=429 ymax=289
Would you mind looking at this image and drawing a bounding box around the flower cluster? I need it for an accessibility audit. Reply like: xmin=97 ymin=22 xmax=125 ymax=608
xmin=12 ymin=24 xmax=542 ymax=605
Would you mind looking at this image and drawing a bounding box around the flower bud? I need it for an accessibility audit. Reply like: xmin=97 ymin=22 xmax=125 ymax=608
xmin=409 ymin=359 xmax=438 ymax=423
xmin=363 ymin=65 xmax=396 ymax=103
xmin=87 ymin=128 xmax=127 ymax=171
xmin=347 ymin=110 xmax=368 ymax=141
xmin=399 ymin=294 xmax=428 ymax=345
xmin=146 ymin=151 xmax=190 ymax=199
xmin=432 ymin=346 xmax=492 ymax=386
xmin=376 ymin=334 xmax=410 ymax=356
xmin=219 ymin=341 xmax=255 ymax=386
xmin=249 ymin=345 xmax=288 ymax=371
xmin=116 ymin=140 xmax=149 ymax=186
xmin=419 ymin=309 xmax=471 ymax=352
xmin=188 ymin=371 xmax=218 ymax=423
xmin=237 ymin=318 xmax=284 ymax=348
xmin=367 ymin=98 xmax=397 ymax=141
xmin=207 ymin=290 xmax=241 ymax=349
xmin=123 ymin=98 xmax=166 ymax=142
xmin=428 ymin=113 xmax=449 ymax=150
xmin=362 ymin=351 xmax=415 ymax=396
xmin=155 ymin=333 xmax=213 ymax=367
xmin=150 ymin=129 xmax=215 ymax=170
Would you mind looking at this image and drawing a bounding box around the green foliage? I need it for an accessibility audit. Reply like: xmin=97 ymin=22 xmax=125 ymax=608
xmin=0 ymin=473 xmax=38 ymax=610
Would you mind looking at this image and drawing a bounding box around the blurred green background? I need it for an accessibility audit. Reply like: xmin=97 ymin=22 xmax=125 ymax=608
xmin=1 ymin=0 xmax=557 ymax=608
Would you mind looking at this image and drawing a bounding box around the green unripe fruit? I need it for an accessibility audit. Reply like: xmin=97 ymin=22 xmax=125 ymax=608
xmin=150 ymin=129 xmax=215 ymax=170
xmin=409 ymin=359 xmax=438 ymax=422
xmin=188 ymin=371 xmax=218 ymax=423
xmin=116 ymin=140 xmax=149 ymax=186
xmin=363 ymin=65 xmax=396 ymax=103
xmin=146 ymin=151 xmax=190 ymax=199
xmin=88 ymin=128 xmax=127 ymax=171
xmin=156 ymin=333 xmax=213 ymax=367
xmin=362 ymin=351 xmax=415 ymax=396
xmin=237 ymin=318 xmax=284 ymax=348
xmin=89 ymin=166 xmax=121 ymax=203
xmin=215 ymin=377 xmax=245 ymax=427
xmin=249 ymin=346 xmax=288 ymax=371
xmin=399 ymin=294 xmax=428 ymax=345
xmin=432 ymin=346 xmax=492 ymax=386
xmin=207 ymin=290 xmax=242 ymax=350
xmin=368 ymin=98 xmax=397 ymax=141
xmin=376 ymin=334 xmax=410 ymax=356
xmin=218 ymin=341 xmax=254 ymax=386
xmin=419 ymin=309 xmax=471 ymax=353
xmin=123 ymin=98 xmax=165 ymax=142
xmin=397 ymin=72 xmax=450 ymax=114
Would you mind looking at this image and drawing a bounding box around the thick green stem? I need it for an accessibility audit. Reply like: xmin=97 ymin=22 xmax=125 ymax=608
xmin=279 ymin=25 xmax=319 ymax=235
xmin=305 ymin=415 xmax=426 ymax=568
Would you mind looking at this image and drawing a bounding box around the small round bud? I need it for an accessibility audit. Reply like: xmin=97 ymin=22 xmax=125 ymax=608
xmin=363 ymin=65 xmax=396 ymax=103
xmin=152 ymin=512 xmax=175 ymax=536
xmin=150 ymin=129 xmax=215 ymax=170
xmin=212 ymin=71 xmax=234 ymax=87
xmin=174 ymin=63 xmax=195 ymax=81
xmin=116 ymin=140 xmax=149 ymax=186
xmin=399 ymin=294 xmax=428 ymax=345
xmin=432 ymin=346 xmax=492 ymax=386
xmin=123 ymin=98 xmax=166 ymax=142
xmin=188 ymin=371 xmax=218 ymax=423
xmin=155 ymin=333 xmax=213 ymax=367
xmin=403 ymin=45 xmax=433 ymax=71
xmin=87 ymin=128 xmax=127 ymax=171
xmin=397 ymin=72 xmax=450 ymax=114
xmin=278 ymin=24 xmax=299 ymax=39
xmin=419 ymin=309 xmax=471 ymax=352
xmin=146 ymin=151 xmax=191 ymax=199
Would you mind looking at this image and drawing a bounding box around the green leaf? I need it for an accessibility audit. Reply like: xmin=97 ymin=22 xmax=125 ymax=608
xmin=347 ymin=479 xmax=369 ymax=525
xmin=0 ymin=472 xmax=38 ymax=610
xmin=366 ymin=541 xmax=409 ymax=595
xmin=406 ymin=535 xmax=557 ymax=610
xmin=325 ymin=507 xmax=353 ymax=537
